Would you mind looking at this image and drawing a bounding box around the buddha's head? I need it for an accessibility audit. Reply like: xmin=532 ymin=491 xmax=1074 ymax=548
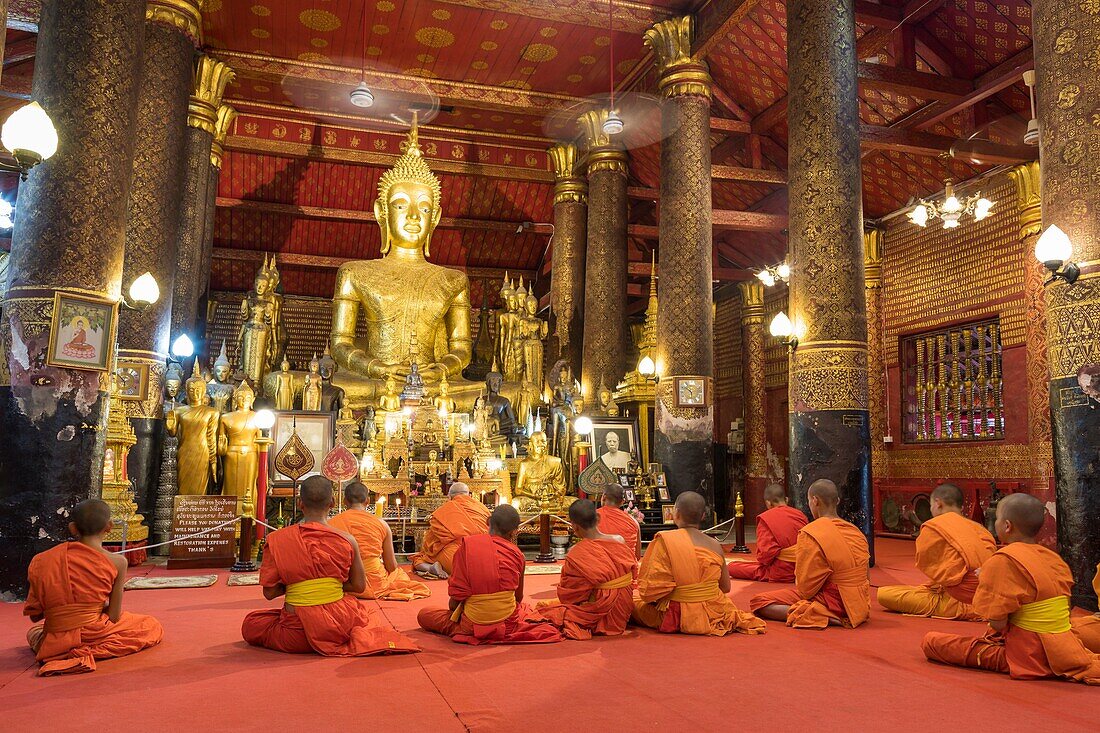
xmin=185 ymin=361 xmax=208 ymax=407
xmin=281 ymin=357 xmax=290 ymax=373
xmin=320 ymin=346 xmax=336 ymax=380
xmin=528 ymin=431 xmax=549 ymax=459
xmin=525 ymin=294 xmax=537 ymax=316
xmin=233 ymin=380 xmax=256 ymax=412
xmin=253 ymin=272 xmax=272 ymax=297
xmin=375 ymin=121 xmax=442 ymax=258
xmin=429 ymin=449 xmax=438 ymax=461
xmin=165 ymin=377 xmax=181 ymax=401
xmin=486 ymin=371 xmax=503 ymax=395
xmin=309 ymin=353 xmax=320 ymax=375
xmin=213 ymin=340 xmax=231 ymax=383
xmin=438 ymin=374 xmax=450 ymax=395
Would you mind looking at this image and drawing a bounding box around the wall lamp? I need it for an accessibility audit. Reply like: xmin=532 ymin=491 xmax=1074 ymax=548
xmin=1034 ymin=224 xmax=1079 ymax=286
xmin=770 ymin=311 xmax=798 ymax=351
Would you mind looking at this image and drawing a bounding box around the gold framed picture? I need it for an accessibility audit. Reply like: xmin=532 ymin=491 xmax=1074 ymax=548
xmin=116 ymin=361 xmax=150 ymax=401
xmin=662 ymin=504 xmax=675 ymax=524
xmin=46 ymin=292 xmax=118 ymax=372
xmin=673 ymin=376 xmax=709 ymax=408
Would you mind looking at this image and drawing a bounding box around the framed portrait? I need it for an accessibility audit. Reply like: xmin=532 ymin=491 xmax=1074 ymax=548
xmin=46 ymin=292 xmax=117 ymax=372
xmin=661 ymin=504 xmax=675 ymax=524
xmin=586 ymin=417 xmax=640 ymax=473
xmin=624 ymin=489 xmax=635 ymax=503
xmin=116 ymin=361 xmax=149 ymax=401
xmin=656 ymin=472 xmax=667 ymax=487
xmin=658 ymin=486 xmax=670 ymax=502
xmin=673 ymin=376 xmax=709 ymax=408
xmin=270 ymin=411 xmax=335 ymax=489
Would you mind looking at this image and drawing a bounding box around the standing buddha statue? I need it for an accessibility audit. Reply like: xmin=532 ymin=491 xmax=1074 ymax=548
xmin=302 ymin=353 xmax=322 ymax=411
xmin=272 ymin=357 xmax=295 ymax=411
xmin=264 ymin=255 xmax=289 ymax=370
xmin=237 ymin=268 xmax=275 ymax=387
xmin=217 ymin=380 xmax=262 ymax=519
xmin=207 ymin=340 xmax=235 ymax=413
xmin=496 ymin=276 xmax=519 ymax=381
xmin=318 ymin=345 xmax=346 ymax=413
xmin=166 ymin=360 xmax=220 ymax=495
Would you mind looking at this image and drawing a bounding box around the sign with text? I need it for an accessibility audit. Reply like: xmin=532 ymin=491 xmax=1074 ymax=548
xmin=168 ymin=495 xmax=238 ymax=569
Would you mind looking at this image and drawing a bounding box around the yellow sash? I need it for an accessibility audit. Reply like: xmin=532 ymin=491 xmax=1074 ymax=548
xmin=657 ymin=581 xmax=721 ymax=611
xmin=1009 ymin=596 xmax=1071 ymax=634
xmin=43 ymin=603 xmax=103 ymax=633
xmin=450 ymin=590 xmax=516 ymax=625
xmin=596 ymin=573 xmax=634 ymax=591
xmin=363 ymin=557 xmax=383 ymax=573
xmin=285 ymin=577 xmax=344 ymax=607
xmin=777 ymin=546 xmax=798 ymax=563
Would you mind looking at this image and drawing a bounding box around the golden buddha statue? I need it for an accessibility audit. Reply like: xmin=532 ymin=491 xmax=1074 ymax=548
xmin=272 ymin=357 xmax=295 ymax=411
xmin=513 ymin=430 xmax=567 ymax=513
xmin=521 ymin=293 xmax=548 ymax=389
xmin=238 ymin=268 xmax=275 ymax=386
xmin=207 ymin=340 xmax=234 ymax=413
xmin=496 ymin=276 xmax=521 ymax=382
xmin=432 ymin=373 xmax=458 ymax=416
xmin=166 ymin=361 xmax=220 ymax=496
xmin=378 ymin=373 xmax=402 ymax=413
xmin=424 ymin=448 xmax=444 ymax=495
xmin=264 ymin=255 xmax=289 ymax=369
xmin=330 ymin=115 xmax=471 ymax=384
xmin=302 ymin=353 xmax=322 ymax=411
xmin=217 ymin=380 xmax=262 ymax=518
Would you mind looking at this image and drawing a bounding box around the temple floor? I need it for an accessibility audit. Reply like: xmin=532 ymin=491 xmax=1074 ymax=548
xmin=2 ymin=538 xmax=1098 ymax=731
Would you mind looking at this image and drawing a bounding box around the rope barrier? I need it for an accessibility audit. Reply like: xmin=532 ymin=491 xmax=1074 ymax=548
xmin=703 ymin=517 xmax=737 ymax=536
xmin=111 ymin=516 xmax=241 ymax=554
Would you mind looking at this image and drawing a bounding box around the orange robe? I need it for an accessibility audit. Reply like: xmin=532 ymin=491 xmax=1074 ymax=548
xmin=749 ymin=516 xmax=870 ymax=629
xmin=632 ymin=528 xmax=765 ymax=636
xmin=23 ymin=542 xmax=162 ymax=676
xmin=417 ymin=534 xmax=562 ymax=645
xmin=1071 ymin=562 xmax=1100 ymax=653
xmin=329 ymin=509 xmax=430 ymax=601
xmin=878 ymin=512 xmax=995 ymax=620
xmin=410 ymin=494 xmax=492 ymax=574
xmin=537 ymin=538 xmax=638 ymax=640
xmin=728 ymin=505 xmax=807 ymax=583
xmin=923 ymin=543 xmax=1100 ymax=683
xmin=597 ymin=505 xmax=642 ymax=559
xmin=241 ymin=523 xmax=419 ymax=656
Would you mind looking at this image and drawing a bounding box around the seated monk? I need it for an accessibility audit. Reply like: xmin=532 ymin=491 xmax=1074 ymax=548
xmin=328 ymin=481 xmax=430 ymax=601
xmin=632 ymin=491 xmax=765 ymax=636
xmin=23 ymin=499 xmax=163 ymax=676
xmin=728 ymin=484 xmax=807 ymax=583
xmin=922 ymin=494 xmax=1100 ymax=683
xmin=750 ymin=479 xmax=870 ymax=629
xmin=537 ymin=499 xmax=637 ymax=640
xmin=597 ymin=483 xmax=642 ymax=560
xmin=878 ymin=483 xmax=995 ymax=620
xmin=241 ymin=476 xmax=419 ymax=656
xmin=1071 ymin=562 xmax=1100 ymax=653
xmin=411 ymin=481 xmax=492 ymax=579
xmin=417 ymin=504 xmax=562 ymax=645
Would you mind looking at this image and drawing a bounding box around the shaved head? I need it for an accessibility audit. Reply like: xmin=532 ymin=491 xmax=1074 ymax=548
xmin=763 ymin=484 xmax=787 ymax=504
xmin=299 ymin=475 xmax=335 ymax=510
xmin=489 ymin=504 xmax=521 ymax=536
xmin=674 ymin=491 xmax=707 ymax=526
xmin=568 ymin=499 xmax=598 ymax=529
xmin=449 ymin=481 xmax=470 ymax=498
xmin=808 ymin=479 xmax=839 ymax=507
xmin=997 ymin=493 xmax=1046 ymax=539
xmin=931 ymin=483 xmax=963 ymax=508
xmin=71 ymin=499 xmax=112 ymax=537
xmin=603 ymin=483 xmax=624 ymax=505
xmin=344 ymin=481 xmax=369 ymax=505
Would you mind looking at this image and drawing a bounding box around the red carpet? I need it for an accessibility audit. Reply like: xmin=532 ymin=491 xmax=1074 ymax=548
xmin=1 ymin=539 xmax=1098 ymax=731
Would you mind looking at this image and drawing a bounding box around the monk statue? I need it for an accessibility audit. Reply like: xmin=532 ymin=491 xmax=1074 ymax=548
xmin=514 ymin=430 xmax=567 ymax=513
xmin=378 ymin=374 xmax=402 ymax=413
xmin=217 ymin=380 xmax=262 ymax=519
xmin=318 ymin=346 xmax=345 ymax=413
xmin=360 ymin=406 xmax=378 ymax=446
xmin=238 ymin=267 xmax=275 ymax=387
xmin=302 ymin=353 xmax=322 ymax=411
xmin=330 ymin=114 xmax=471 ymax=383
xmin=165 ymin=361 xmax=220 ymax=496
xmin=207 ymin=340 xmax=234 ymax=413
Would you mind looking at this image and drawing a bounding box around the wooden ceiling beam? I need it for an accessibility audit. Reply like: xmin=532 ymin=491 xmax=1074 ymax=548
xmin=857 ymin=60 xmax=972 ymax=101
xmin=711 ymin=117 xmax=753 ymax=134
xmin=628 ymin=209 xmax=786 ymax=238
xmin=3 ymin=36 xmax=36 ymax=68
xmin=858 ymin=124 xmax=1035 ymax=164
xmin=911 ymin=47 xmax=1034 ymax=131
xmin=853 ymin=1 xmax=903 ymax=28
xmin=692 ymin=0 xmax=759 ymax=60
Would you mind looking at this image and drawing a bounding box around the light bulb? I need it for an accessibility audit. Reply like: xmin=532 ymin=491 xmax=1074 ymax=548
xmin=756 ymin=270 xmax=776 ymax=287
xmin=942 ymin=195 xmax=961 ymax=214
xmin=769 ymin=311 xmax=793 ymax=339
xmin=973 ymin=198 xmax=993 ymax=221
xmin=637 ymin=355 xmax=655 ymax=376
xmin=349 ymin=81 xmax=375 ymax=108
xmin=254 ymin=409 xmax=276 ymax=430
xmin=907 ymin=204 xmax=928 ymax=227
xmin=573 ymin=415 xmax=593 ymax=435
xmin=0 ymin=214 xmax=12 ymax=230
xmin=1035 ymin=224 xmax=1072 ymax=265
xmin=942 ymin=215 xmax=960 ymax=229
xmin=0 ymin=198 xmax=13 ymax=217
xmin=128 ymin=272 xmax=160 ymax=305
xmin=776 ymin=262 xmax=791 ymax=280
xmin=602 ymin=109 xmax=623 ymax=135
xmin=171 ymin=334 xmax=194 ymax=358
xmin=1 ymin=102 xmax=59 ymax=160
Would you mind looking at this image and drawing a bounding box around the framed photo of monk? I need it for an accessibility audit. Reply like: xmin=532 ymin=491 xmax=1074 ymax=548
xmin=662 ymin=504 xmax=675 ymax=524
xmin=46 ymin=291 xmax=117 ymax=372
xmin=115 ymin=361 xmax=149 ymax=401
xmin=269 ymin=411 xmax=335 ymax=491
xmin=586 ymin=417 xmax=640 ymax=473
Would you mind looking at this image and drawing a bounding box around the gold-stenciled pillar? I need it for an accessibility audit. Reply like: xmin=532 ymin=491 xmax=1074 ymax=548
xmin=547 ymin=142 xmax=588 ymax=373
xmin=864 ymin=229 xmax=887 ymax=479
xmin=740 ymin=281 xmax=767 ymax=511
xmin=172 ymin=56 xmax=234 ymax=342
xmin=786 ymin=0 xmax=872 ymax=550
xmin=0 ymin=0 xmax=147 ymax=598
xmin=578 ymin=110 xmax=629 ymax=399
xmin=645 ymin=16 xmax=715 ymax=506
xmin=1033 ymin=0 xmax=1100 ymax=608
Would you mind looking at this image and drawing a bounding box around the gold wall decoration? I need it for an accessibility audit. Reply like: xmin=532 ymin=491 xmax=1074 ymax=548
xmin=548 ymin=142 xmax=587 ymax=205
xmin=210 ymin=103 xmax=237 ymax=169
xmin=187 ymin=56 xmax=235 ymax=134
xmin=789 ymin=343 xmax=869 ymax=412
xmin=644 ymin=16 xmax=712 ymax=99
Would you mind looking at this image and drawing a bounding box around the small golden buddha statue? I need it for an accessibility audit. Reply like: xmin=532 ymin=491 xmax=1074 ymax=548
xmin=272 ymin=357 xmax=295 ymax=411
xmin=238 ymin=267 xmax=275 ymax=386
xmin=217 ymin=380 xmax=262 ymax=518
xmin=302 ymin=353 xmax=322 ymax=411
xmin=330 ymin=114 xmax=472 ymax=382
xmin=521 ymin=293 xmax=548 ymax=389
xmin=263 ymin=255 xmax=289 ymax=370
xmin=424 ymin=448 xmax=444 ymax=495
xmin=514 ymin=430 xmax=567 ymax=513
xmin=433 ymin=373 xmax=458 ymax=416
xmin=207 ymin=340 xmax=234 ymax=413
xmin=378 ymin=373 xmax=402 ymax=413
xmin=166 ymin=361 xmax=220 ymax=496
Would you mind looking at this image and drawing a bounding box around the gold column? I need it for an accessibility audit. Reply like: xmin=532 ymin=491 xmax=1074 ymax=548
xmin=547 ymin=143 xmax=588 ymax=372
xmin=1033 ymin=0 xmax=1100 ymax=608
xmin=171 ymin=56 xmax=234 ymax=340
xmin=0 ymin=0 xmax=147 ymax=597
xmin=578 ymin=110 xmax=629 ymax=399
xmin=740 ymin=281 xmax=767 ymax=502
xmin=786 ymin=0 xmax=872 ymax=546
xmin=865 ymin=229 xmax=887 ymax=478
xmin=645 ymin=16 xmax=716 ymax=506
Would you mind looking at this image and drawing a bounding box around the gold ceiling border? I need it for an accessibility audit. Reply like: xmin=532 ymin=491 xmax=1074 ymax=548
xmin=429 ymin=0 xmax=669 ymax=34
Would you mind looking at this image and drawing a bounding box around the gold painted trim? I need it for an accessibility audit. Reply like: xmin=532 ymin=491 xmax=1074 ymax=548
xmin=188 ymin=56 xmax=235 ymax=133
xmin=586 ymin=148 xmax=628 ymax=176
xmin=1008 ymin=162 xmax=1041 ymax=240
xmin=864 ymin=228 xmax=884 ymax=286
xmin=146 ymin=0 xmax=203 ymax=47
xmin=210 ymin=104 xmax=237 ymax=169
xmin=429 ymin=0 xmax=669 ymax=34
xmin=738 ymin=281 xmax=765 ymax=324
xmin=645 ymin=17 xmax=711 ymax=99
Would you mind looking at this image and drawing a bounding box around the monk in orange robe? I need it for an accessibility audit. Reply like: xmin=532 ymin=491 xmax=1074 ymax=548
xmin=728 ymin=484 xmax=807 ymax=583
xmin=23 ymin=499 xmax=163 ymax=676
xmin=750 ymin=479 xmax=870 ymax=629
xmin=1070 ymin=563 xmax=1100 ymax=652
xmin=597 ymin=483 xmax=642 ymax=560
xmin=411 ymin=481 xmax=492 ymax=579
xmin=923 ymin=494 xmax=1100 ymax=683
xmin=417 ymin=504 xmax=562 ymax=645
xmin=878 ymin=483 xmax=995 ymax=620
xmin=328 ymin=481 xmax=430 ymax=601
xmin=242 ymin=476 xmax=419 ymax=656
xmin=633 ymin=491 xmax=765 ymax=636
xmin=537 ymin=499 xmax=637 ymax=640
